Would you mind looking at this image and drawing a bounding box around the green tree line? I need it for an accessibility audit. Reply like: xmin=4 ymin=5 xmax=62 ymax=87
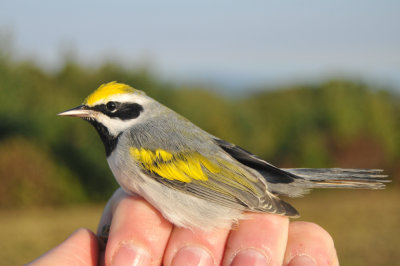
xmin=0 ymin=49 xmax=398 ymax=207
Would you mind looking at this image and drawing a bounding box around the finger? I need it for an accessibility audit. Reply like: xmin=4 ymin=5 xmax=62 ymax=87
xmin=97 ymin=188 xmax=125 ymax=236
xmin=163 ymin=226 xmax=230 ymax=266
xmin=103 ymin=192 xmax=173 ymax=266
xmin=97 ymin=188 xmax=127 ymax=242
xmin=27 ymin=228 xmax=99 ymax=266
xmin=97 ymin=188 xmax=127 ymax=266
xmin=223 ymin=213 xmax=289 ymax=266
xmin=284 ymin=221 xmax=339 ymax=266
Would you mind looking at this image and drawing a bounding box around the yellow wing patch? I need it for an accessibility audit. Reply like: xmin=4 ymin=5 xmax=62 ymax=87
xmin=84 ymin=81 xmax=137 ymax=106
xmin=130 ymin=148 xmax=220 ymax=183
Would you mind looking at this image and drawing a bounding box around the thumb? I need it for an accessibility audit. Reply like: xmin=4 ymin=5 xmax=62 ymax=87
xmin=27 ymin=228 xmax=99 ymax=266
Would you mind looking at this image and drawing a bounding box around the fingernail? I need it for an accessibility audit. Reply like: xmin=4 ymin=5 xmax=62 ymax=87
xmin=288 ymin=255 xmax=317 ymax=266
xmin=172 ymin=246 xmax=213 ymax=266
xmin=112 ymin=242 xmax=150 ymax=266
xmin=231 ymin=248 xmax=270 ymax=266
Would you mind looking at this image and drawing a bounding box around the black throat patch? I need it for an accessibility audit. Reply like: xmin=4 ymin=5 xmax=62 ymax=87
xmin=87 ymin=119 xmax=121 ymax=157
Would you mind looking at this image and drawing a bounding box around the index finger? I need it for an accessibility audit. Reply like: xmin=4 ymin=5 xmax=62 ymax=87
xmin=98 ymin=189 xmax=173 ymax=266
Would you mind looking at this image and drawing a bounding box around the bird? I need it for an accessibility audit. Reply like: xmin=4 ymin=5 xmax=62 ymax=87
xmin=59 ymin=81 xmax=387 ymax=231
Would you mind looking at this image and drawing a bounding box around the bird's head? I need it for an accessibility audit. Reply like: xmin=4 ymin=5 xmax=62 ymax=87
xmin=58 ymin=82 xmax=153 ymax=155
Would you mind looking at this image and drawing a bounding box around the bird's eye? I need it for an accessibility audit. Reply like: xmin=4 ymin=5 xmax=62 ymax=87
xmin=106 ymin=101 xmax=117 ymax=111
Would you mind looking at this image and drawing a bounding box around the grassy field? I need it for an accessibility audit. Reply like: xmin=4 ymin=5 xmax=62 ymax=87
xmin=1 ymin=188 xmax=399 ymax=265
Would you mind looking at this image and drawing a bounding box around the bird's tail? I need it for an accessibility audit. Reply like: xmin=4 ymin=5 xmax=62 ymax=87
xmin=284 ymin=168 xmax=388 ymax=189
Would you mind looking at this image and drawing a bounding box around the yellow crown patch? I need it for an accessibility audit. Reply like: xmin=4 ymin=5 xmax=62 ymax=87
xmin=84 ymin=81 xmax=137 ymax=106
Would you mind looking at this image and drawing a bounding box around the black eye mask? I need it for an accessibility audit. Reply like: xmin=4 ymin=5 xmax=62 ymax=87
xmin=91 ymin=102 xmax=144 ymax=120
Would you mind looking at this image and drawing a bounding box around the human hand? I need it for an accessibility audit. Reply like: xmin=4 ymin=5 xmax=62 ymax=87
xmin=29 ymin=188 xmax=339 ymax=265
xmin=98 ymin=188 xmax=338 ymax=266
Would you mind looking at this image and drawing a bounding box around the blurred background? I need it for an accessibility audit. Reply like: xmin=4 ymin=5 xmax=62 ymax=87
xmin=0 ymin=1 xmax=399 ymax=265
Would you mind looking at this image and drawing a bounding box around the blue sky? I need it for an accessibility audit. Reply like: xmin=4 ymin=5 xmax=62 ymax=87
xmin=1 ymin=0 xmax=399 ymax=90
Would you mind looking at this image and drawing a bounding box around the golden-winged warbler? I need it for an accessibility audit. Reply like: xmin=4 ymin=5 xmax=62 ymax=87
xmin=59 ymin=82 xmax=387 ymax=230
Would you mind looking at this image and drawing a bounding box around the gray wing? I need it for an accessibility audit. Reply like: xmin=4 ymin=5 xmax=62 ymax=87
xmin=127 ymin=114 xmax=299 ymax=217
xmin=130 ymin=143 xmax=299 ymax=217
